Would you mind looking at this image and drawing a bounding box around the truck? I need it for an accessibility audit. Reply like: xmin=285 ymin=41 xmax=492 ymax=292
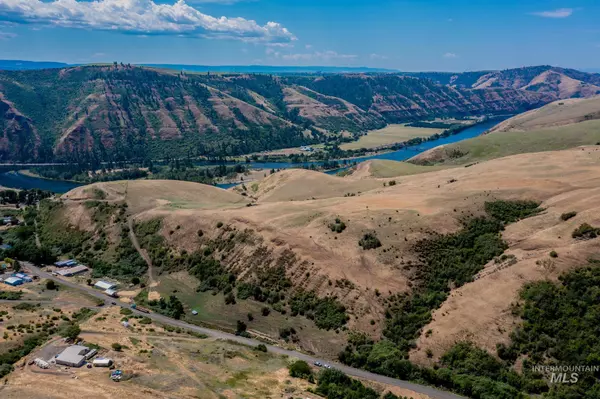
xmin=130 ymin=303 xmax=150 ymax=313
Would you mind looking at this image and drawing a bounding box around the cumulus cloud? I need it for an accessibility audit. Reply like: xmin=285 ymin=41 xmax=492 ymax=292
xmin=0 ymin=0 xmax=296 ymax=43
xmin=531 ymin=8 xmax=573 ymax=18
xmin=443 ymin=52 xmax=458 ymax=58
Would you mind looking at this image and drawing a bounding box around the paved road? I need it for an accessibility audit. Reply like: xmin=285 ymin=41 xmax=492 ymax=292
xmin=23 ymin=262 xmax=465 ymax=399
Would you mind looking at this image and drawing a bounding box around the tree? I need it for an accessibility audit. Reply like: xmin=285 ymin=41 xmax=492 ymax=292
xmin=45 ymin=280 xmax=56 ymax=290
xmin=289 ymin=360 xmax=312 ymax=379
xmin=61 ymin=323 xmax=81 ymax=340
xmin=111 ymin=342 xmax=122 ymax=351
xmin=131 ymin=277 xmax=140 ymax=285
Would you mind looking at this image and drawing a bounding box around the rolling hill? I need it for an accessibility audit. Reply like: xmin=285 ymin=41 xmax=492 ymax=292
xmin=28 ymin=143 xmax=600 ymax=398
xmin=0 ymin=64 xmax=568 ymax=162
xmin=409 ymin=95 xmax=600 ymax=166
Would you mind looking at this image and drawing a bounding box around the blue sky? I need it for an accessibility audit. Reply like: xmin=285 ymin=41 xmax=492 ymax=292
xmin=0 ymin=0 xmax=598 ymax=71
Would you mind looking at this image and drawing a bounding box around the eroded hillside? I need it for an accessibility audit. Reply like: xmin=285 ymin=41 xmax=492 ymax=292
xmin=0 ymin=64 xmax=564 ymax=162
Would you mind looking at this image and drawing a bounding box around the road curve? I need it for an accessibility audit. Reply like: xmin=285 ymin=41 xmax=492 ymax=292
xmin=23 ymin=262 xmax=466 ymax=399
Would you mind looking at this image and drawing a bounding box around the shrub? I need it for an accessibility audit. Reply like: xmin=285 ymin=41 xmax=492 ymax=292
xmin=549 ymin=251 xmax=558 ymax=258
xmin=60 ymin=323 xmax=81 ymax=340
xmin=359 ymin=232 xmax=381 ymax=250
xmin=261 ymin=307 xmax=270 ymax=316
xmin=328 ymin=218 xmax=347 ymax=233
xmin=216 ymin=222 xmax=223 ymax=228
xmin=572 ymin=223 xmax=600 ymax=239
xmin=560 ymin=211 xmax=577 ymax=221
xmin=388 ymin=180 xmax=396 ymax=186
xmin=120 ymin=308 xmax=133 ymax=316
xmin=288 ymin=360 xmax=312 ymax=379
xmin=255 ymin=344 xmax=267 ymax=352
xmin=111 ymin=342 xmax=123 ymax=351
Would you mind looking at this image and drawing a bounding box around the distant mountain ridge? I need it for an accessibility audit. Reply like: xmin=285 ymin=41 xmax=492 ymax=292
xmin=143 ymin=64 xmax=399 ymax=74
xmin=0 ymin=64 xmax=596 ymax=162
xmin=404 ymin=65 xmax=600 ymax=99
xmin=0 ymin=60 xmax=69 ymax=70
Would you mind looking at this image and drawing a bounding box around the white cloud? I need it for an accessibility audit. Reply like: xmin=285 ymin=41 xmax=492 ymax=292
xmin=531 ymin=8 xmax=574 ymax=18
xmin=0 ymin=0 xmax=295 ymax=43
xmin=91 ymin=52 xmax=107 ymax=58
xmin=443 ymin=52 xmax=458 ymax=58
xmin=0 ymin=31 xmax=15 ymax=39
xmin=305 ymin=44 xmax=312 ymax=49
xmin=369 ymin=53 xmax=388 ymax=60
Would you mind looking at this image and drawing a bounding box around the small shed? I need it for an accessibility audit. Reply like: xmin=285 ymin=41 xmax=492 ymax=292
xmin=93 ymin=358 xmax=113 ymax=367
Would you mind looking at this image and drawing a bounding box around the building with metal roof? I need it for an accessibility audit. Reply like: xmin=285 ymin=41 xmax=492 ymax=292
xmin=3 ymin=276 xmax=23 ymax=286
xmin=55 ymin=345 xmax=90 ymax=367
xmin=57 ymin=265 xmax=89 ymax=277
xmin=92 ymin=358 xmax=113 ymax=367
xmin=55 ymin=259 xmax=77 ymax=267
xmin=94 ymin=280 xmax=116 ymax=290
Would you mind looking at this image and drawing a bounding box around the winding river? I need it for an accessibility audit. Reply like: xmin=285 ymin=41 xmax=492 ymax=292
xmin=0 ymin=119 xmax=501 ymax=193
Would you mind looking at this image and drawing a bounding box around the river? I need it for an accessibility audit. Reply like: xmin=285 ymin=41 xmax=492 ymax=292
xmin=0 ymin=119 xmax=501 ymax=193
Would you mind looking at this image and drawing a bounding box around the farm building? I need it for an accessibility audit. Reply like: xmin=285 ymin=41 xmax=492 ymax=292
xmin=55 ymin=345 xmax=90 ymax=367
xmin=57 ymin=265 xmax=89 ymax=277
xmin=94 ymin=281 xmax=116 ymax=290
xmin=54 ymin=259 xmax=77 ymax=267
xmin=14 ymin=273 xmax=32 ymax=282
xmin=105 ymin=289 xmax=118 ymax=298
xmin=3 ymin=276 xmax=23 ymax=286
xmin=92 ymin=358 xmax=113 ymax=367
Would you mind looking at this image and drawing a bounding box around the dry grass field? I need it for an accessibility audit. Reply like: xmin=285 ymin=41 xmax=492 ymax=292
xmin=1 ymin=305 xmax=430 ymax=399
xmin=49 ymin=144 xmax=600 ymax=361
xmin=488 ymin=96 xmax=600 ymax=133
xmin=340 ymin=124 xmax=443 ymax=150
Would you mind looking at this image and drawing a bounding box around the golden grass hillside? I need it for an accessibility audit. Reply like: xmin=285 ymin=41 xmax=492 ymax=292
xmin=489 ymin=95 xmax=600 ymax=133
xmin=55 ymin=146 xmax=600 ymax=356
xmin=410 ymin=96 xmax=600 ymax=166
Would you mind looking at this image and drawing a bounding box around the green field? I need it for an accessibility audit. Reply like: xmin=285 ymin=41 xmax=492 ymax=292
xmin=340 ymin=124 xmax=443 ymax=150
xmin=155 ymin=274 xmax=346 ymax=358
xmin=366 ymin=160 xmax=452 ymax=178
xmin=411 ymin=119 xmax=600 ymax=165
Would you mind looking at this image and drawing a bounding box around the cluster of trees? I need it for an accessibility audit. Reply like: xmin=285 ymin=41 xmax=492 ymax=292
xmin=289 ymin=291 xmax=349 ymax=330
xmin=340 ymin=200 xmax=545 ymax=398
xmin=498 ymin=264 xmax=600 ymax=396
xmin=134 ymin=218 xmax=349 ymax=331
xmin=0 ymin=189 xmax=51 ymax=205
xmin=148 ymin=295 xmax=185 ymax=319
xmin=0 ymin=333 xmax=48 ymax=378
xmin=572 ymin=223 xmax=600 ymax=239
